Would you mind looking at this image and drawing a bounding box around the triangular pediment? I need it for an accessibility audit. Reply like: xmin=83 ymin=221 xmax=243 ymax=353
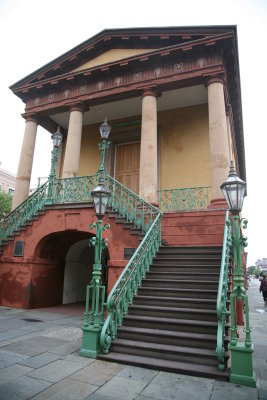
xmin=10 ymin=26 xmax=237 ymax=90
xmin=73 ymin=48 xmax=155 ymax=72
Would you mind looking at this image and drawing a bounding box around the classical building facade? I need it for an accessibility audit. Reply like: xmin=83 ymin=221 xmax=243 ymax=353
xmin=0 ymin=26 xmax=252 ymax=381
xmin=10 ymin=26 xmax=244 ymax=211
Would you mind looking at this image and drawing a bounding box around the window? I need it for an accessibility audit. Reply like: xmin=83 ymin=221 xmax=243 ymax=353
xmin=8 ymin=188 xmax=14 ymax=196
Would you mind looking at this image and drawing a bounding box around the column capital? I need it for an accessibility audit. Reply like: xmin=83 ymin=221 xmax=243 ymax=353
xmin=68 ymin=102 xmax=88 ymax=113
xmin=22 ymin=113 xmax=39 ymax=124
xmin=140 ymin=85 xmax=161 ymax=99
xmin=205 ymin=74 xmax=225 ymax=87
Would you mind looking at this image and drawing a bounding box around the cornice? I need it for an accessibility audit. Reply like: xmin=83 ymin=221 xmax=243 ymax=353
xmin=10 ymin=28 xmax=236 ymax=91
xmin=24 ymin=54 xmax=224 ymax=114
xmin=11 ymin=32 xmax=233 ymax=98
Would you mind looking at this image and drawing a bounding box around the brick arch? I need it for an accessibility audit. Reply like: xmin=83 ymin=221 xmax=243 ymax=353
xmin=33 ymin=230 xmax=92 ymax=260
xmin=30 ymin=230 xmax=93 ymax=309
xmin=0 ymin=206 xmax=139 ymax=309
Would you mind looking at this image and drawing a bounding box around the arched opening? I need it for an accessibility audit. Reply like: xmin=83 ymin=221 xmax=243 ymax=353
xmin=31 ymin=230 xmax=109 ymax=309
xmin=63 ymin=238 xmax=109 ymax=304
xmin=63 ymin=239 xmax=94 ymax=304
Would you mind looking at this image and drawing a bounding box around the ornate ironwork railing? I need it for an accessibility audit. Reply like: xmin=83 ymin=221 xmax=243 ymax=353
xmin=216 ymin=210 xmax=232 ymax=370
xmin=100 ymin=212 xmax=162 ymax=353
xmin=0 ymin=181 xmax=49 ymax=245
xmin=106 ymin=175 xmax=160 ymax=233
xmin=53 ymin=175 xmax=98 ymax=204
xmin=158 ymin=186 xmax=210 ymax=211
xmin=0 ymin=174 xmax=98 ymax=245
xmin=0 ymin=173 xmax=159 ymax=246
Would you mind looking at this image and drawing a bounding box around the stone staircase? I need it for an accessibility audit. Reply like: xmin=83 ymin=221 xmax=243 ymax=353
xmin=98 ymin=245 xmax=231 ymax=380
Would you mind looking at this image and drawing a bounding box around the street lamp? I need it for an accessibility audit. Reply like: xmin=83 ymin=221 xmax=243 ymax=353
xmin=80 ymin=153 xmax=111 ymax=359
xmin=220 ymin=161 xmax=246 ymax=215
xmin=98 ymin=118 xmax=111 ymax=181
xmin=47 ymin=126 xmax=63 ymax=204
xmin=220 ymin=161 xmax=256 ymax=387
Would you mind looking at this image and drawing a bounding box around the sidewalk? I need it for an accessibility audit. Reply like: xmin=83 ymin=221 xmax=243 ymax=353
xmin=0 ymin=281 xmax=266 ymax=400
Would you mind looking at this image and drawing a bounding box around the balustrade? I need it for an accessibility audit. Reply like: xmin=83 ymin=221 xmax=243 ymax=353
xmin=158 ymin=186 xmax=210 ymax=211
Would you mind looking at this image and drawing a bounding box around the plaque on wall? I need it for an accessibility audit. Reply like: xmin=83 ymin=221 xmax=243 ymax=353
xmin=124 ymin=248 xmax=136 ymax=260
xmin=14 ymin=241 xmax=24 ymax=257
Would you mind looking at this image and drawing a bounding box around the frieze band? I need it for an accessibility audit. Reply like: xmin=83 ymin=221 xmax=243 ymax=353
xmin=26 ymin=55 xmax=222 ymax=112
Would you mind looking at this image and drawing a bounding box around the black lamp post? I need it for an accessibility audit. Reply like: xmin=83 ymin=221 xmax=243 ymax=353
xmin=80 ymin=128 xmax=111 ymax=359
xmin=220 ymin=161 xmax=256 ymax=387
xmin=47 ymin=126 xmax=63 ymax=204
xmin=220 ymin=161 xmax=246 ymax=215
xmin=98 ymin=118 xmax=111 ymax=181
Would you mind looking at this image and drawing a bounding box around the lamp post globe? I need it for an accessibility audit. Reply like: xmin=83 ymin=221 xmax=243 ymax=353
xmin=99 ymin=117 xmax=111 ymax=140
xmin=220 ymin=161 xmax=246 ymax=215
xmin=52 ymin=126 xmax=63 ymax=148
xmin=91 ymin=180 xmax=111 ymax=219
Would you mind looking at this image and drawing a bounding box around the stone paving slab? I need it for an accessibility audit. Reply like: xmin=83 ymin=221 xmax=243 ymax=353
xmin=1 ymin=335 xmax=68 ymax=356
xmin=40 ymin=326 xmax=82 ymax=341
xmin=64 ymin=353 xmax=95 ymax=366
xmin=85 ymin=393 xmax=119 ymax=400
xmin=258 ymin=388 xmax=267 ymax=400
xmin=0 ymin=364 xmax=33 ymax=385
xmin=91 ymin=376 xmax=147 ymax=400
xmin=27 ymin=359 xmax=85 ymax=383
xmin=0 ymin=375 xmax=52 ymax=400
xmin=0 ymin=349 xmax=29 ymax=369
xmin=18 ymin=351 xmax=62 ymax=369
xmin=50 ymin=338 xmax=82 ymax=355
xmin=118 ymin=365 xmax=159 ymax=383
xmin=70 ymin=360 xmax=123 ymax=386
xmin=31 ymin=377 xmax=98 ymax=400
xmin=210 ymin=381 xmax=258 ymax=400
xmin=141 ymin=371 xmax=215 ymax=400
xmin=0 ymin=331 xmax=42 ymax=348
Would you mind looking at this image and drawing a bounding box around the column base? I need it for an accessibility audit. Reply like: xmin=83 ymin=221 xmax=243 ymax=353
xmin=230 ymin=343 xmax=257 ymax=387
xmin=80 ymin=326 xmax=103 ymax=359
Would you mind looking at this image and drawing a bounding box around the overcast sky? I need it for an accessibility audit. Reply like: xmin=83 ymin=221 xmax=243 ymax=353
xmin=0 ymin=0 xmax=266 ymax=266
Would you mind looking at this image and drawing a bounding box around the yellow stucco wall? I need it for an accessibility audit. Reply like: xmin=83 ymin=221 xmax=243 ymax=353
xmin=78 ymin=124 xmax=101 ymax=176
xmin=159 ymin=104 xmax=211 ymax=189
xmin=74 ymin=49 xmax=152 ymax=71
xmin=60 ymin=104 xmax=211 ymax=188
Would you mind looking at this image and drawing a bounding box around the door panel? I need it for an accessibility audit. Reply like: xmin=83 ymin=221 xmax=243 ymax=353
xmin=115 ymin=142 xmax=140 ymax=194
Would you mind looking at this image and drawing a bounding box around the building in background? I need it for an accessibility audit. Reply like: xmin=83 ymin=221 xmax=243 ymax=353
xmin=0 ymin=165 xmax=16 ymax=196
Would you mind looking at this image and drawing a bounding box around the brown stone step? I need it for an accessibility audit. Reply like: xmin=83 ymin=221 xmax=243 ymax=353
xmin=143 ymin=278 xmax=218 ymax=290
xmin=133 ymin=295 xmax=218 ymax=310
xmin=146 ymin=271 xmax=220 ymax=281
xmin=117 ymin=325 xmax=228 ymax=349
xmin=128 ymin=304 xmax=217 ymax=321
xmin=98 ymin=352 xmax=229 ymax=380
xmin=123 ymin=314 xmax=220 ymax=334
xmin=110 ymin=338 xmax=225 ymax=366
xmin=138 ymin=286 xmax=218 ymax=299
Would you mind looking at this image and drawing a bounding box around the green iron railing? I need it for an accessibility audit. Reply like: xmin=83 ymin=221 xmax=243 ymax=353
xmin=0 ymin=181 xmax=49 ymax=244
xmin=216 ymin=210 xmax=232 ymax=370
xmin=0 ymin=172 xmax=159 ymax=246
xmin=100 ymin=212 xmax=162 ymax=353
xmin=0 ymin=174 xmax=98 ymax=245
xmin=53 ymin=175 xmax=98 ymax=204
xmin=106 ymin=175 xmax=160 ymax=233
xmin=158 ymin=186 xmax=210 ymax=211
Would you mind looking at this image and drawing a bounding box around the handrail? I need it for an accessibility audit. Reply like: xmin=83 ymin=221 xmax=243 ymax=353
xmin=0 ymin=181 xmax=49 ymax=245
xmin=0 ymin=174 xmax=98 ymax=245
xmin=106 ymin=175 xmax=160 ymax=234
xmin=158 ymin=186 xmax=210 ymax=211
xmin=216 ymin=209 xmax=232 ymax=370
xmin=100 ymin=212 xmax=162 ymax=353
